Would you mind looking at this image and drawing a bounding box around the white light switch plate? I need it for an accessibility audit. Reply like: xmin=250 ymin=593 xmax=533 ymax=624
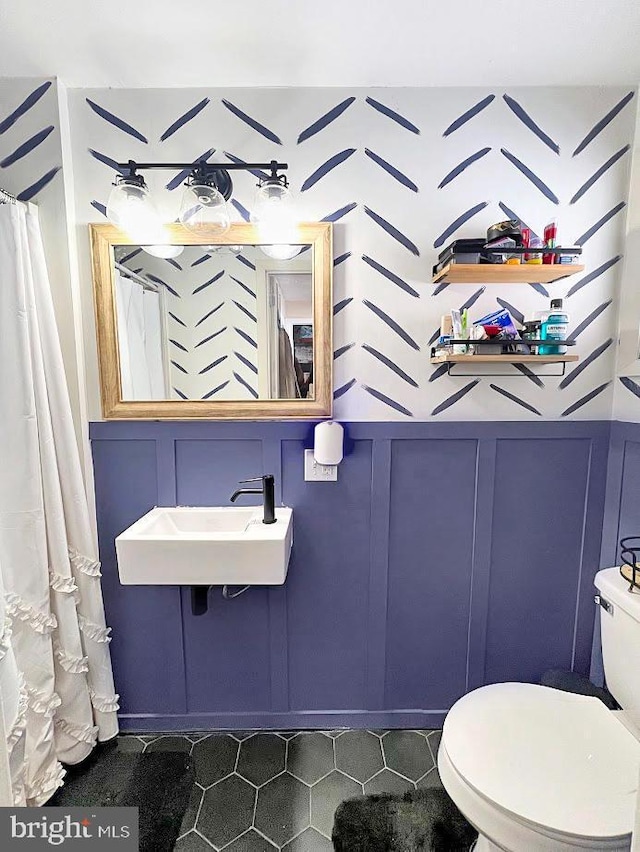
xmin=304 ymin=449 xmax=338 ymax=482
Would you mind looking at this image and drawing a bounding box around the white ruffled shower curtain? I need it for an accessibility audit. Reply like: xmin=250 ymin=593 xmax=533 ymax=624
xmin=114 ymin=272 xmax=166 ymax=399
xmin=0 ymin=203 xmax=119 ymax=806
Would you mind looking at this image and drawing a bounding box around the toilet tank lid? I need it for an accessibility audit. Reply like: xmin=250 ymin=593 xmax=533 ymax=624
xmin=595 ymin=566 xmax=640 ymax=623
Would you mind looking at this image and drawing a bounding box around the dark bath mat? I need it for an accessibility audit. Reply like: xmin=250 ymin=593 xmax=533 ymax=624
xmin=332 ymin=787 xmax=477 ymax=852
xmin=541 ymin=668 xmax=617 ymax=709
xmin=47 ymin=740 xmax=195 ymax=852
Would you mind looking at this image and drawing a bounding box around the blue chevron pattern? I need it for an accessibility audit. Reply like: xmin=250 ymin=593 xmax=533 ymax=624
xmin=500 ymin=149 xmax=559 ymax=203
xmin=160 ymin=98 xmax=209 ymax=141
xmin=0 ymin=126 xmax=55 ymax=167
xmin=443 ymin=95 xmax=495 ymax=136
xmin=0 ymin=81 xmax=52 ymax=134
xmin=0 ymin=80 xmax=61 ymax=202
xmin=502 ymin=95 xmax=560 ymax=154
xmin=570 ymin=146 xmax=630 ymax=204
xmin=438 ymin=149 xmax=491 ymax=189
xmin=221 ymin=100 xmax=281 ymax=144
xmin=365 ymin=97 xmax=420 ymax=134
xmin=113 ymin=244 xmax=276 ymax=400
xmin=62 ymin=85 xmax=635 ymax=419
xmin=298 ymin=97 xmax=356 ymax=143
xmin=301 ymin=149 xmax=356 ymax=191
xmin=86 ymin=99 xmax=148 ymax=143
xmin=364 ymin=149 xmax=418 ymax=191
xmin=573 ymin=91 xmax=635 ymax=156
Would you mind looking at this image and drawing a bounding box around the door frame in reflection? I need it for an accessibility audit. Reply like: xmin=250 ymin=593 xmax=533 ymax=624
xmin=255 ymin=257 xmax=313 ymax=400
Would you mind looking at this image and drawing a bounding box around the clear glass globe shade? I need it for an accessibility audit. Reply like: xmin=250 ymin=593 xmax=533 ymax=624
xmin=142 ymin=244 xmax=184 ymax=259
xmin=250 ymin=182 xmax=297 ymax=243
xmin=205 ymin=244 xmax=243 ymax=256
xmin=260 ymin=245 xmax=303 ymax=260
xmin=106 ymin=180 xmax=163 ymax=241
xmin=179 ymin=182 xmax=231 ymax=237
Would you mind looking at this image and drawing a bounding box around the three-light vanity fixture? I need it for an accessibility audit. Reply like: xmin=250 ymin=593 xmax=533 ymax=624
xmin=106 ymin=159 xmax=299 ymax=258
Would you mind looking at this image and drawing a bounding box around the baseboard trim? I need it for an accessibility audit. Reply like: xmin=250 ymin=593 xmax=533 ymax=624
xmin=116 ymin=709 xmax=447 ymax=733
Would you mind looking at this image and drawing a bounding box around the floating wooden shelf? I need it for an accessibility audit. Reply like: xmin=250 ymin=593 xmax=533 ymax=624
xmin=430 ymin=352 xmax=579 ymax=376
xmin=433 ymin=263 xmax=584 ymax=285
xmin=430 ymin=354 xmax=579 ymax=364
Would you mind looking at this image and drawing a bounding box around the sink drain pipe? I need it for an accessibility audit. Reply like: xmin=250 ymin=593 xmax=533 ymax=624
xmin=190 ymin=584 xmax=251 ymax=615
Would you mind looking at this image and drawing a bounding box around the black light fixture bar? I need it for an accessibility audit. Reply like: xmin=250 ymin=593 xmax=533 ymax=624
xmin=117 ymin=160 xmax=288 ymax=172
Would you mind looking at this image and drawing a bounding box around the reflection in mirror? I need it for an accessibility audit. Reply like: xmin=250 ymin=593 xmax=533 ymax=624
xmin=113 ymin=244 xmax=313 ymax=401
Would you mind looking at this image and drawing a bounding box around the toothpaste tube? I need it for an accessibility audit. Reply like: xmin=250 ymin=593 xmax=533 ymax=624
xmin=451 ymin=309 xmax=467 ymax=354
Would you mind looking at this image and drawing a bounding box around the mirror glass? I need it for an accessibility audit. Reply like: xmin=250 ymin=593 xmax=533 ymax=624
xmin=112 ymin=244 xmax=313 ymax=401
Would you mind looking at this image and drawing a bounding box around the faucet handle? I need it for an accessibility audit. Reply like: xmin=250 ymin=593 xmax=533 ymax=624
xmin=239 ymin=477 xmax=264 ymax=484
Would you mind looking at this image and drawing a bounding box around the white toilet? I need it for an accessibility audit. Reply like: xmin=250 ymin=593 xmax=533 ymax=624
xmin=439 ymin=567 xmax=640 ymax=851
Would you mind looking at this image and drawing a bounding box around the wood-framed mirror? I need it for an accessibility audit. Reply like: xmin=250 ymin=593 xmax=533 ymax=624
xmin=90 ymin=222 xmax=332 ymax=419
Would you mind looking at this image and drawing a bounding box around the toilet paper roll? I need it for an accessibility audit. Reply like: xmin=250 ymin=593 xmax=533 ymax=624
xmin=314 ymin=421 xmax=344 ymax=466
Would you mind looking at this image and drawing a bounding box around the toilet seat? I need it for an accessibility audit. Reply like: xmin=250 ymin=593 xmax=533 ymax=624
xmin=439 ymin=744 xmax=627 ymax=852
xmin=441 ymin=682 xmax=640 ymax=848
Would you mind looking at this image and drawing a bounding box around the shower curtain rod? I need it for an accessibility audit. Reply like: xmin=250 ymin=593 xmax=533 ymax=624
xmin=0 ymin=187 xmax=18 ymax=204
xmin=114 ymin=261 xmax=159 ymax=293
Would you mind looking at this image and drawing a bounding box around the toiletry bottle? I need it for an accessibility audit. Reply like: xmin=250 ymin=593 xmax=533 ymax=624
xmin=539 ymin=298 xmax=569 ymax=355
xmin=527 ymin=235 xmax=543 ymax=263
xmin=542 ymin=219 xmax=557 ymax=265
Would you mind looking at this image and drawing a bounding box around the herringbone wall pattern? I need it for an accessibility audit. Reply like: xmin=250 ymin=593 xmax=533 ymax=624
xmin=0 ymin=77 xmax=87 ymax=433
xmin=0 ymin=78 xmax=60 ymax=201
xmin=115 ymin=245 xmax=264 ymax=400
xmin=67 ymin=87 xmax=637 ymax=419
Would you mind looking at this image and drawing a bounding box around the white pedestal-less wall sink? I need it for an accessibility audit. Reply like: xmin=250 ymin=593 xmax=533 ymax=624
xmin=115 ymin=506 xmax=293 ymax=586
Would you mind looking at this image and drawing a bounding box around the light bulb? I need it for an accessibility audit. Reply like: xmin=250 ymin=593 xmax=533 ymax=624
xmin=251 ymin=179 xmax=297 ymax=244
xmin=260 ymin=245 xmax=303 ymax=260
xmin=205 ymin=244 xmax=243 ymax=256
xmin=142 ymin=244 xmax=184 ymax=259
xmin=179 ymin=181 xmax=231 ymax=237
xmin=106 ymin=177 xmax=164 ymax=241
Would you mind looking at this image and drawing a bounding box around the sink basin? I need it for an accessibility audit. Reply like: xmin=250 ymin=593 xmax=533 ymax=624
xmin=115 ymin=506 xmax=293 ymax=586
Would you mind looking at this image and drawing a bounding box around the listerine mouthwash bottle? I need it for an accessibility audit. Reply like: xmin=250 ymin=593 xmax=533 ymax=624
xmin=539 ymin=298 xmax=569 ymax=355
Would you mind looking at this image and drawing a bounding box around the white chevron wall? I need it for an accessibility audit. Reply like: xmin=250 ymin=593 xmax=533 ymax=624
xmin=4 ymin=82 xmax=637 ymax=421
xmin=0 ymin=78 xmax=84 ymax=437
xmin=67 ymin=86 xmax=635 ymax=420
xmin=115 ymin=245 xmax=265 ymax=400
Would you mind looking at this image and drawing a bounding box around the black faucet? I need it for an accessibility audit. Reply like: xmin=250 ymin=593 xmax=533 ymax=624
xmin=230 ymin=475 xmax=276 ymax=524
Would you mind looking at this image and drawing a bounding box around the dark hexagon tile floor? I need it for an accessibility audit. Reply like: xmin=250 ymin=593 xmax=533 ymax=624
xmin=311 ymin=771 xmax=363 ymax=838
xmin=223 ymin=829 xmax=278 ymax=850
xmin=174 ymin=831 xmax=217 ymax=851
xmin=364 ymin=768 xmax=413 ymax=796
xmin=198 ymin=775 xmax=256 ymax=848
xmin=334 ymin=730 xmax=384 ymax=783
xmin=416 ymin=767 xmax=445 ymax=790
xmin=237 ymin=734 xmax=286 ymax=787
xmin=191 ymin=735 xmax=239 ymax=788
xmin=287 ymin=734 xmax=333 ymax=785
xmin=255 ymin=773 xmax=310 ymax=846
xmin=281 ymin=827 xmax=333 ymax=851
xmin=428 ymin=729 xmax=442 ymax=761
xmin=146 ymin=735 xmax=192 ymax=753
xmin=382 ymin=730 xmax=435 ymax=782
xmin=179 ymin=783 xmax=205 ymax=836
xmin=120 ymin=727 xmax=442 ymax=849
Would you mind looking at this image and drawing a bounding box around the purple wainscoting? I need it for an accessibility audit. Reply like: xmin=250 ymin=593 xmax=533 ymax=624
xmin=90 ymin=420 xmax=611 ymax=731
xmin=602 ymin=421 xmax=640 ymax=566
